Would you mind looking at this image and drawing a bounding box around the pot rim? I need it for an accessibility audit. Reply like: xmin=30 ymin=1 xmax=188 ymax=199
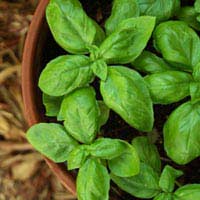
xmin=21 ymin=0 xmax=76 ymax=195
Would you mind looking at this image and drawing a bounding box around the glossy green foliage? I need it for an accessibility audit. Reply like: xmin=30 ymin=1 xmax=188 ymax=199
xmin=46 ymin=0 xmax=105 ymax=54
xmin=39 ymin=55 xmax=94 ymax=96
xmin=132 ymin=136 xmax=161 ymax=173
xmin=108 ymin=143 xmax=140 ymax=177
xmin=145 ymin=71 xmax=192 ymax=104
xmin=190 ymin=82 xmax=200 ymax=103
xmin=154 ymin=21 xmax=200 ymax=69
xmin=154 ymin=193 xmax=174 ymax=200
xmin=105 ymin=0 xmax=139 ymax=34
xmin=174 ymin=184 xmax=200 ymax=200
xmin=77 ymin=159 xmax=110 ymax=200
xmin=111 ymin=163 xmax=160 ymax=198
xmin=132 ymin=51 xmax=172 ymax=74
xmin=177 ymin=7 xmax=200 ymax=31
xmin=100 ymin=16 xmax=156 ymax=64
xmin=97 ymin=101 xmax=110 ymax=129
xmin=58 ymin=87 xmax=99 ymax=144
xmin=164 ymin=101 xmax=200 ymax=164
xmin=195 ymin=0 xmax=200 ymax=13
xmin=137 ymin=0 xmax=180 ymax=22
xmin=26 ymin=123 xmax=78 ymax=162
xmin=159 ymin=165 xmax=183 ymax=192
xmin=100 ymin=66 xmax=154 ymax=132
xmin=42 ymin=93 xmax=63 ymax=117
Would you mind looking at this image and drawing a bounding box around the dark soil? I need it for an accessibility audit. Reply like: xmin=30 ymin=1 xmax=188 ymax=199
xmin=39 ymin=0 xmax=199 ymax=199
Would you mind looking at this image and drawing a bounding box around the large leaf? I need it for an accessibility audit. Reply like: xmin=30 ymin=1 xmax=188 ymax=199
xmin=144 ymin=71 xmax=192 ymax=104
xmin=105 ymin=0 xmax=139 ymax=34
xmin=46 ymin=0 xmax=105 ymax=54
xmin=159 ymin=165 xmax=183 ymax=192
xmin=100 ymin=16 xmax=155 ymax=64
xmin=190 ymin=82 xmax=200 ymax=103
xmin=100 ymin=66 xmax=154 ymax=132
xmin=132 ymin=51 xmax=172 ymax=74
xmin=108 ymin=143 xmax=140 ymax=177
xmin=111 ymin=163 xmax=161 ymax=199
xmin=39 ymin=55 xmax=94 ymax=96
xmin=177 ymin=6 xmax=200 ymax=31
xmin=132 ymin=136 xmax=161 ymax=173
xmin=97 ymin=101 xmax=110 ymax=129
xmin=164 ymin=101 xmax=200 ymax=164
xmin=26 ymin=123 xmax=78 ymax=162
xmin=89 ymin=138 xmax=127 ymax=160
xmin=77 ymin=159 xmax=110 ymax=200
xmin=42 ymin=93 xmax=63 ymax=117
xmin=138 ymin=0 xmax=180 ymax=23
xmin=153 ymin=21 xmax=200 ymax=69
xmin=59 ymin=87 xmax=99 ymax=144
xmin=175 ymin=184 xmax=200 ymax=200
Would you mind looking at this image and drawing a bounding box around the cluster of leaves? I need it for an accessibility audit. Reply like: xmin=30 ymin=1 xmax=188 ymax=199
xmin=26 ymin=0 xmax=200 ymax=200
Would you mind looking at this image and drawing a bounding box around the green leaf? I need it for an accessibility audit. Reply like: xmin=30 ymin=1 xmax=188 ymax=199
xmin=108 ymin=143 xmax=140 ymax=177
xmin=105 ymin=0 xmax=139 ymax=34
xmin=59 ymin=87 xmax=99 ymax=144
xmin=111 ymin=163 xmax=161 ymax=199
xmin=164 ymin=101 xmax=200 ymax=164
xmin=174 ymin=184 xmax=200 ymax=200
xmin=90 ymin=138 xmax=128 ymax=160
xmin=67 ymin=145 xmax=89 ymax=170
xmin=195 ymin=0 xmax=200 ymax=13
xmin=153 ymin=21 xmax=200 ymax=69
xmin=97 ymin=101 xmax=110 ymax=128
xmin=144 ymin=71 xmax=192 ymax=104
xmin=46 ymin=0 xmax=105 ymax=54
xmin=154 ymin=193 xmax=174 ymax=200
xmin=159 ymin=165 xmax=183 ymax=192
xmin=193 ymin=62 xmax=200 ymax=81
xmin=132 ymin=136 xmax=161 ymax=173
xmin=100 ymin=66 xmax=154 ymax=132
xmin=177 ymin=7 xmax=200 ymax=31
xmin=77 ymin=158 xmax=110 ymax=200
xmin=190 ymin=82 xmax=200 ymax=104
xmin=132 ymin=51 xmax=172 ymax=74
xmin=39 ymin=55 xmax=94 ymax=96
xmin=26 ymin=123 xmax=78 ymax=162
xmin=100 ymin=16 xmax=155 ymax=64
xmin=42 ymin=93 xmax=63 ymax=117
xmin=91 ymin=59 xmax=108 ymax=81
xmin=138 ymin=0 xmax=180 ymax=23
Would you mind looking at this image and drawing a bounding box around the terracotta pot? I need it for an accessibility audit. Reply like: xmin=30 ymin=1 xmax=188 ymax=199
xmin=21 ymin=0 xmax=76 ymax=195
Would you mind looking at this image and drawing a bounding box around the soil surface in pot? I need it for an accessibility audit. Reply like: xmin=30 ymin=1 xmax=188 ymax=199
xmin=37 ymin=0 xmax=200 ymax=199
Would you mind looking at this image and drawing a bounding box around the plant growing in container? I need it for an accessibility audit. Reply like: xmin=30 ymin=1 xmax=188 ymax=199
xmin=24 ymin=0 xmax=200 ymax=199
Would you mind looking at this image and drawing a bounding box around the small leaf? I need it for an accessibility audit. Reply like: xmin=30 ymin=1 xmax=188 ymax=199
xmin=91 ymin=59 xmax=108 ymax=81
xmin=145 ymin=71 xmax=192 ymax=104
xmin=190 ymin=82 xmax=200 ymax=104
xmin=138 ymin=0 xmax=180 ymax=23
xmin=132 ymin=51 xmax=172 ymax=74
xmin=90 ymin=138 xmax=128 ymax=160
xmin=159 ymin=165 xmax=183 ymax=192
xmin=154 ymin=193 xmax=174 ymax=200
xmin=132 ymin=136 xmax=161 ymax=173
xmin=164 ymin=101 xmax=200 ymax=164
xmin=46 ymin=0 xmax=105 ymax=54
xmin=108 ymin=143 xmax=140 ymax=177
xmin=39 ymin=55 xmax=94 ymax=96
xmin=97 ymin=101 xmax=110 ymax=128
xmin=195 ymin=0 xmax=200 ymax=13
xmin=105 ymin=0 xmax=139 ymax=34
xmin=26 ymin=123 xmax=78 ymax=162
xmin=100 ymin=16 xmax=155 ymax=64
xmin=193 ymin=62 xmax=200 ymax=81
xmin=59 ymin=87 xmax=99 ymax=144
xmin=111 ymin=163 xmax=161 ymax=199
xmin=100 ymin=66 xmax=154 ymax=132
xmin=153 ymin=21 xmax=200 ymax=69
xmin=67 ymin=145 xmax=89 ymax=170
xmin=174 ymin=184 xmax=200 ymax=200
xmin=77 ymin=158 xmax=110 ymax=200
xmin=42 ymin=93 xmax=63 ymax=117
xmin=177 ymin=6 xmax=200 ymax=31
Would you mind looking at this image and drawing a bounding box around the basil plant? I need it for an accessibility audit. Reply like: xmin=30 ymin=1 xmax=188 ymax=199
xmin=26 ymin=0 xmax=200 ymax=200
